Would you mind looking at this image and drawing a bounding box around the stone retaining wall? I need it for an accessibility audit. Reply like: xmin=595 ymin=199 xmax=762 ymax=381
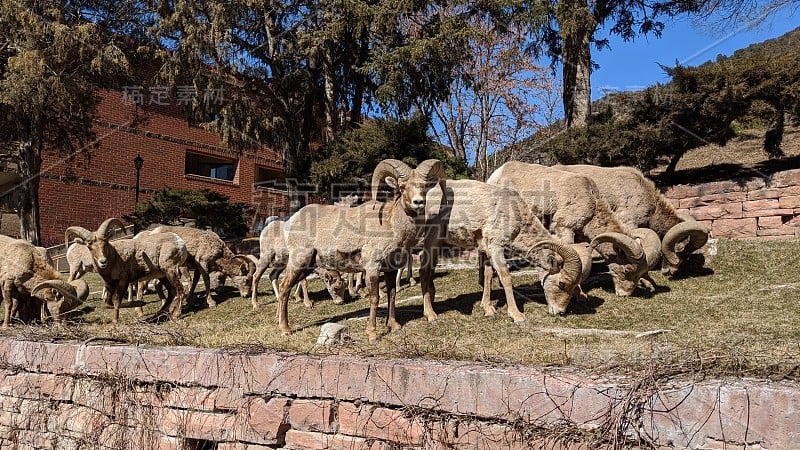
xmin=663 ymin=168 xmax=800 ymax=239
xmin=0 ymin=337 xmax=797 ymax=449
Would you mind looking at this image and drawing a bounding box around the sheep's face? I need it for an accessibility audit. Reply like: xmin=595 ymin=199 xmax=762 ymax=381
xmin=385 ymin=173 xmax=435 ymax=215
xmin=230 ymin=274 xmax=253 ymax=298
xmin=540 ymin=272 xmax=572 ymax=316
xmin=71 ymin=237 xmax=113 ymax=271
xmin=606 ymin=260 xmax=642 ymax=297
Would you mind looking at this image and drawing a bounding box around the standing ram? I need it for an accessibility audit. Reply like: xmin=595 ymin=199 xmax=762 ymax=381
xmin=65 ymin=218 xmax=188 ymax=323
xmin=487 ymin=161 xmax=657 ymax=296
xmin=0 ymin=235 xmax=87 ymax=327
xmin=247 ymin=217 xmax=345 ymax=310
xmin=555 ymin=164 xmax=709 ymax=275
xmin=420 ymin=179 xmax=584 ymax=320
xmin=145 ymin=225 xmax=255 ymax=307
xmin=277 ymin=159 xmax=446 ymax=341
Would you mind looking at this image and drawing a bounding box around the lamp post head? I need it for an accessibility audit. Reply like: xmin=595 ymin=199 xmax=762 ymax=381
xmin=134 ymin=154 xmax=144 ymax=171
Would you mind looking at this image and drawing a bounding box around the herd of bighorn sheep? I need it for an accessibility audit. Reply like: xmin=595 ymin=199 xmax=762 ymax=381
xmin=0 ymin=159 xmax=708 ymax=340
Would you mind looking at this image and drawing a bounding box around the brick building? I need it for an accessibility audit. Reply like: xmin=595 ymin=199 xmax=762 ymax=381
xmin=3 ymin=89 xmax=290 ymax=247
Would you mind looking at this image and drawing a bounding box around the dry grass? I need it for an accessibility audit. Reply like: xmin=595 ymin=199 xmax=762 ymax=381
xmin=4 ymin=238 xmax=799 ymax=380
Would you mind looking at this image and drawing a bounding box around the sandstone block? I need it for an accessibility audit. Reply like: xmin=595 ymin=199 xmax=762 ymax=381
xmin=338 ymin=402 xmax=424 ymax=446
xmin=743 ymin=199 xmax=780 ymax=211
xmin=769 ymin=168 xmax=800 ymax=187
xmin=748 ymin=185 xmax=800 ymax=200
xmin=757 ymin=216 xmax=784 ymax=229
xmin=288 ymin=399 xmax=335 ymax=433
xmin=779 ymin=195 xmax=800 ymax=209
xmin=679 ymin=192 xmax=747 ymax=208
xmin=711 ymin=218 xmax=757 ymax=238
xmin=742 ymin=208 xmax=794 ymax=218
xmin=690 ymin=203 xmax=743 ymax=220
xmin=756 ymin=228 xmax=796 ymax=237
xmin=284 ymin=430 xmax=390 ymax=450
xmin=236 ymin=396 xmax=290 ymax=445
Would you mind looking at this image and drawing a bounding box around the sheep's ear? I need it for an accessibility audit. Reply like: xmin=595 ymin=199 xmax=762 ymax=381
xmin=384 ymin=176 xmax=398 ymax=189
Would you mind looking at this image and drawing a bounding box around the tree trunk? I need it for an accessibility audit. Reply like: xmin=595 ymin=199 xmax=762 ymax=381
xmin=349 ymin=26 xmax=370 ymax=127
xmin=322 ymin=43 xmax=338 ymax=142
xmin=558 ymin=0 xmax=595 ymax=129
xmin=764 ymin=104 xmax=785 ymax=158
xmin=16 ymin=138 xmax=42 ymax=245
xmin=663 ymin=150 xmax=685 ymax=180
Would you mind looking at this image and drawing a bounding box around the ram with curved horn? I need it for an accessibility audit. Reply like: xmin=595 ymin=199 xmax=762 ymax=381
xmin=65 ymin=218 xmax=189 ymax=323
xmin=144 ymin=225 xmax=255 ymax=307
xmin=0 ymin=235 xmax=88 ymax=327
xmin=278 ymin=159 xmax=446 ymax=341
xmin=589 ymin=228 xmax=662 ymax=296
xmin=421 ymin=179 xmax=583 ymax=319
xmin=487 ymin=161 xmax=652 ymax=297
xmin=555 ymin=164 xmax=709 ymax=275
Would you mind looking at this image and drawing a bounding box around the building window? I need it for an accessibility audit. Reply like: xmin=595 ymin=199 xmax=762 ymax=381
xmin=185 ymin=151 xmax=237 ymax=182
xmin=253 ymin=165 xmax=286 ymax=190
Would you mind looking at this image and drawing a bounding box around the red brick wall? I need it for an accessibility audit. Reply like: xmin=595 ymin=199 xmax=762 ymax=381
xmin=38 ymin=90 xmax=289 ymax=247
xmin=0 ymin=337 xmax=797 ymax=449
xmin=663 ymin=168 xmax=800 ymax=239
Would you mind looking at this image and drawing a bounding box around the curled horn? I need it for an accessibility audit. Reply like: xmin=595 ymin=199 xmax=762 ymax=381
xmin=590 ymin=232 xmax=646 ymax=266
xmin=370 ymin=159 xmax=412 ymax=202
xmin=245 ymin=254 xmax=259 ymax=266
xmin=526 ymin=240 xmax=582 ymax=290
xmin=415 ymin=159 xmax=447 ymax=199
xmin=32 ymin=280 xmax=82 ymax=309
xmin=96 ymin=218 xmax=128 ymax=240
xmin=65 ymin=226 xmax=94 ymax=246
xmin=629 ymin=228 xmax=662 ymax=270
xmin=232 ymin=254 xmax=256 ymax=276
xmin=662 ymin=221 xmax=709 ymax=266
xmin=69 ymin=279 xmax=90 ymax=302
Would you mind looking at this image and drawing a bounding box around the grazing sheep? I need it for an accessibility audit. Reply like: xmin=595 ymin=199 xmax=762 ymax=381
xmin=146 ymin=225 xmax=255 ymax=307
xmin=0 ymin=235 xmax=86 ymax=327
xmin=487 ymin=162 xmax=656 ymax=296
xmin=555 ymin=164 xmax=709 ymax=275
xmin=422 ymin=179 xmax=584 ymax=319
xmin=65 ymin=218 xmax=189 ymax=323
xmin=278 ymin=159 xmax=446 ymax=341
xmin=246 ymin=217 xmax=347 ymax=310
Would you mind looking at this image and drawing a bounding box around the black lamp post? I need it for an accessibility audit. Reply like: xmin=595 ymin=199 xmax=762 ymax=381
xmin=133 ymin=154 xmax=144 ymax=234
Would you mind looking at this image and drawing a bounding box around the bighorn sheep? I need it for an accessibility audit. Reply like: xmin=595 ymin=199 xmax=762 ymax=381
xmin=0 ymin=235 xmax=87 ymax=327
xmin=421 ymin=179 xmax=584 ymax=319
xmin=555 ymin=164 xmax=709 ymax=275
xmin=247 ymin=217 xmax=346 ymax=309
xmin=487 ymin=162 xmax=657 ymax=296
xmin=278 ymin=159 xmax=446 ymax=341
xmin=145 ymin=225 xmax=254 ymax=307
xmin=65 ymin=218 xmax=189 ymax=323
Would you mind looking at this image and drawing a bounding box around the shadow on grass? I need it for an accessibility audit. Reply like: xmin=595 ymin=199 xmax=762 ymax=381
xmin=651 ymin=154 xmax=800 ymax=186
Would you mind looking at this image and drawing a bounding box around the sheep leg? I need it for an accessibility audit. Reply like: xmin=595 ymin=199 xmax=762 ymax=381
xmin=198 ymin=267 xmax=216 ymax=308
xmin=293 ymin=274 xmax=313 ymax=308
xmin=418 ymin=247 xmax=439 ymax=322
xmin=479 ymin=253 xmax=497 ymax=317
xmin=489 ymin=248 xmax=526 ymax=323
xmin=277 ymin=267 xmax=304 ymax=336
xmin=365 ymin=269 xmax=381 ymax=342
xmin=250 ymin=259 xmax=270 ymax=310
xmin=2 ymin=281 xmax=14 ymax=328
xmin=164 ymin=270 xmax=186 ymax=319
xmin=110 ymin=284 xmax=126 ymax=324
xmin=383 ymin=270 xmax=401 ymax=332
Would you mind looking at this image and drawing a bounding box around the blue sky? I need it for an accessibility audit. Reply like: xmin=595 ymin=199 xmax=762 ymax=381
xmin=591 ymin=6 xmax=800 ymax=100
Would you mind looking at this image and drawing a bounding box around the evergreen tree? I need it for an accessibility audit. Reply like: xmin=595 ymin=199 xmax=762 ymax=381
xmin=0 ymin=0 xmax=132 ymax=244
